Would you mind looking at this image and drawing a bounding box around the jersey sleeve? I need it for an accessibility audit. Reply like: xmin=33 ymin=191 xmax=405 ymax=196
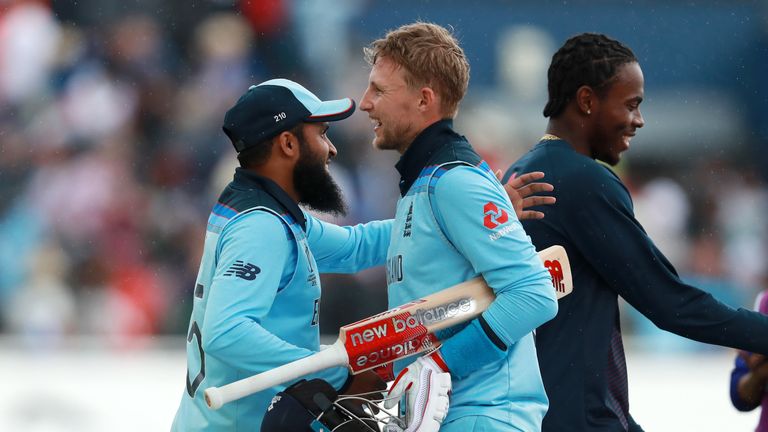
xmin=201 ymin=211 xmax=347 ymax=388
xmin=429 ymin=166 xmax=558 ymax=377
xmin=305 ymin=213 xmax=392 ymax=273
xmin=564 ymin=168 xmax=768 ymax=354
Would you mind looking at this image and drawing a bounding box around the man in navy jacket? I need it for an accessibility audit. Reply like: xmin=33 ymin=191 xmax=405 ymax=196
xmin=505 ymin=33 xmax=768 ymax=432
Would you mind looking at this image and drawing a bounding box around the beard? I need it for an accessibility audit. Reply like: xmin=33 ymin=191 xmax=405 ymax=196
xmin=293 ymin=139 xmax=348 ymax=217
xmin=590 ymin=122 xmax=625 ymax=166
xmin=374 ymin=121 xmax=416 ymax=153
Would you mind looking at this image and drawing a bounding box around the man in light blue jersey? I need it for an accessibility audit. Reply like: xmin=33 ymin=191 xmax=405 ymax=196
xmin=360 ymin=22 xmax=559 ymax=431
xmin=171 ymin=79 xmax=391 ymax=431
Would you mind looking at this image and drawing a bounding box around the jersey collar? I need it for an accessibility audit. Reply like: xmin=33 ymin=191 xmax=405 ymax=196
xmin=535 ymin=135 xmax=571 ymax=151
xmin=232 ymin=168 xmax=306 ymax=231
xmin=395 ymin=119 xmax=454 ymax=196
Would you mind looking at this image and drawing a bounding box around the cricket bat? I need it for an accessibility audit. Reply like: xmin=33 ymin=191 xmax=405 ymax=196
xmin=204 ymin=244 xmax=572 ymax=410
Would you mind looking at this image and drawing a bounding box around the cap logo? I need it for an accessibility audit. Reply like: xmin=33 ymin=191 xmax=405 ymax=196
xmin=274 ymin=112 xmax=287 ymax=122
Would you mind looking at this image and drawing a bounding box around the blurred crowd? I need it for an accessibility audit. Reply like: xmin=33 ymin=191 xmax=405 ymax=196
xmin=0 ymin=0 xmax=766 ymax=351
xmin=0 ymin=0 xmax=400 ymax=348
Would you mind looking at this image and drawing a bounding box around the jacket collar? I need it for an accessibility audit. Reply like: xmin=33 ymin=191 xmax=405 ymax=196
xmin=232 ymin=168 xmax=306 ymax=230
xmin=395 ymin=119 xmax=454 ymax=196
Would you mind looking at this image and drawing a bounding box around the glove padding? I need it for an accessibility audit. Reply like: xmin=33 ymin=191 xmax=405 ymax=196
xmin=261 ymin=378 xmax=379 ymax=432
xmin=383 ymin=351 xmax=451 ymax=432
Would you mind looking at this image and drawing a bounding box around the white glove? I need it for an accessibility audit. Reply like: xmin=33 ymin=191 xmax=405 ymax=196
xmin=383 ymin=351 xmax=451 ymax=432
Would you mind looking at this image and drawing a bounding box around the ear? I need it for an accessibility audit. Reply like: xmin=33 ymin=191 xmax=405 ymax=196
xmin=575 ymin=85 xmax=596 ymax=116
xmin=274 ymin=130 xmax=301 ymax=161
xmin=417 ymin=86 xmax=437 ymax=113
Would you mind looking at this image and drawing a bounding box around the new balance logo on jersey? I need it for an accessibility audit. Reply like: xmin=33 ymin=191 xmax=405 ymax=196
xmin=224 ymin=261 xmax=261 ymax=280
xmin=483 ymin=202 xmax=509 ymax=230
xmin=403 ymin=203 xmax=413 ymax=237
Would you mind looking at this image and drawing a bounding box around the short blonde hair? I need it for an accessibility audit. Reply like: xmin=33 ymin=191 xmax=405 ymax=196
xmin=364 ymin=22 xmax=470 ymax=117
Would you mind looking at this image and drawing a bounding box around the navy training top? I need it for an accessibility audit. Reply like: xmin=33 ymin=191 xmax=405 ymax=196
xmin=505 ymin=137 xmax=768 ymax=432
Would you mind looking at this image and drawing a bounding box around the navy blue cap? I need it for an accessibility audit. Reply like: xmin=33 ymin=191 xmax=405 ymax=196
xmin=223 ymin=79 xmax=356 ymax=153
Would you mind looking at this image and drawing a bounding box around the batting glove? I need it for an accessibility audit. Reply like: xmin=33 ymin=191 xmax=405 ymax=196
xmin=383 ymin=351 xmax=451 ymax=432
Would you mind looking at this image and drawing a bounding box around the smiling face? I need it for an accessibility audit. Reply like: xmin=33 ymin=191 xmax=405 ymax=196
xmin=359 ymin=56 xmax=424 ymax=153
xmin=299 ymin=122 xmax=336 ymax=167
xmin=589 ymin=62 xmax=645 ymax=165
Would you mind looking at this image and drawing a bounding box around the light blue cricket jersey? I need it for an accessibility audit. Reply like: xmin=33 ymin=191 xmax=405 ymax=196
xmin=388 ymin=120 xmax=558 ymax=430
xmin=171 ymin=169 xmax=391 ymax=431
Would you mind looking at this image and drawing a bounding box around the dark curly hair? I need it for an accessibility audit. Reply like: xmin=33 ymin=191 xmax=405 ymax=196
xmin=543 ymin=33 xmax=637 ymax=118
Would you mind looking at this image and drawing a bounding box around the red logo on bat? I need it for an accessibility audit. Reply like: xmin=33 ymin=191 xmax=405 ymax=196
xmin=545 ymin=259 xmax=566 ymax=293
xmin=483 ymin=202 xmax=509 ymax=229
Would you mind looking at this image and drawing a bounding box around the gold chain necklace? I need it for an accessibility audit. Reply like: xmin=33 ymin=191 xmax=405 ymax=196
xmin=541 ymin=133 xmax=561 ymax=141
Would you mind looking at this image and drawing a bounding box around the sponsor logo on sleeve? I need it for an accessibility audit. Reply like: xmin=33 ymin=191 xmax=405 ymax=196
xmin=224 ymin=260 xmax=261 ymax=280
xmin=484 ymin=201 xmax=517 ymax=241
xmin=483 ymin=202 xmax=508 ymax=229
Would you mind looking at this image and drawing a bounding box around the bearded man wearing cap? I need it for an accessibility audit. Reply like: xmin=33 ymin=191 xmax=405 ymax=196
xmin=170 ymin=79 xmax=391 ymax=431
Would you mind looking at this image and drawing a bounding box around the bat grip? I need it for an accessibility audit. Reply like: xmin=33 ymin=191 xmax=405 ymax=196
xmin=204 ymin=339 xmax=348 ymax=410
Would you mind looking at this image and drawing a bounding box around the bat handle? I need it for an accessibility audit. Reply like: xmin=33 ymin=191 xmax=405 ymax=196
xmin=204 ymin=339 xmax=349 ymax=410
